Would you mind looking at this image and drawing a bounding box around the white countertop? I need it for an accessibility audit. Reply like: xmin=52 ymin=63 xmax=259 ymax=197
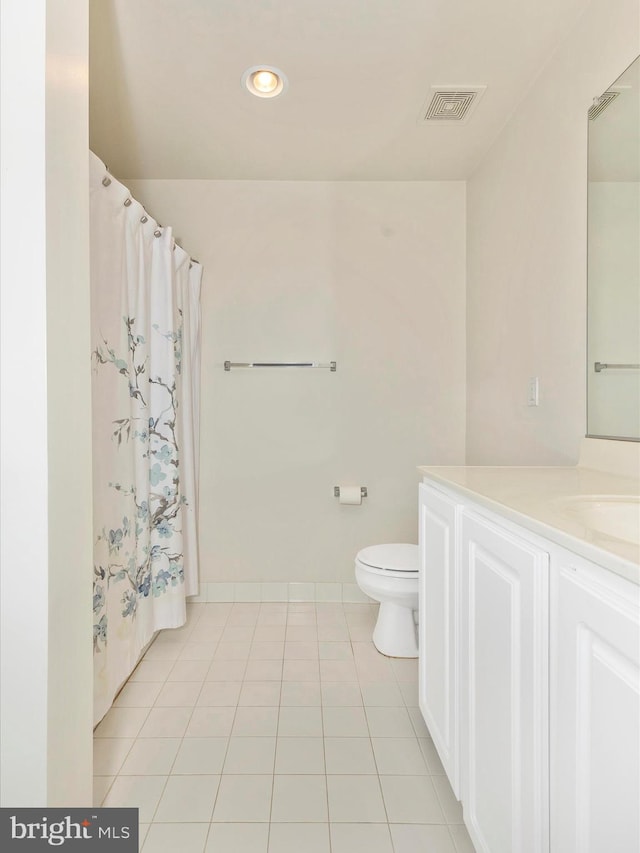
xmin=418 ymin=465 xmax=640 ymax=585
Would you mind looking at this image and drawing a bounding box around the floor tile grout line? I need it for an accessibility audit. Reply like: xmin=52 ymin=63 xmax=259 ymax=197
xmin=95 ymin=602 xmax=454 ymax=851
xmin=96 ymin=724 xmax=143 ymax=781
xmin=145 ymin=604 xmax=234 ymax=826
xmin=101 ymin=604 xmax=205 ymax=824
xmin=196 ymin=603 xmax=241 ymax=818
xmin=319 ymin=669 xmax=332 ymax=853
xmin=96 ymin=612 xmax=201 ymax=793
xmin=94 ymin=773 xmax=117 ymax=808
xmin=363 ymin=629 xmax=418 ymax=850
xmin=358 ymin=663 xmax=395 ymax=842
xmin=431 ymin=774 xmax=458 ymax=826
xmin=265 ymin=671 xmax=283 ymax=853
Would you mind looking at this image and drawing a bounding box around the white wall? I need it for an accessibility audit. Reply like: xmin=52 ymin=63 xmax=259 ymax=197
xmin=0 ymin=0 xmax=93 ymax=806
xmin=127 ymin=180 xmax=466 ymax=588
xmin=45 ymin=0 xmax=94 ymax=805
xmin=466 ymin=0 xmax=640 ymax=464
xmin=1 ymin=0 xmax=49 ymax=807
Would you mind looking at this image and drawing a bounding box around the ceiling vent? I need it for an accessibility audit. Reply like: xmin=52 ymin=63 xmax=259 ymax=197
xmin=420 ymin=85 xmax=486 ymax=125
xmin=588 ymin=90 xmax=620 ymax=121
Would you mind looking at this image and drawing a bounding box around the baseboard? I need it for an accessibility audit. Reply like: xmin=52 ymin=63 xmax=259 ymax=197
xmin=187 ymin=581 xmax=373 ymax=604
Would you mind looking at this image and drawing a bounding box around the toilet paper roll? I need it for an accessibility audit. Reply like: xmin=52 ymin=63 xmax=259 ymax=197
xmin=338 ymin=485 xmax=362 ymax=506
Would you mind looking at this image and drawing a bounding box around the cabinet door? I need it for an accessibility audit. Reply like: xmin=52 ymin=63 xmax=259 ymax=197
xmin=418 ymin=483 xmax=460 ymax=795
xmin=550 ymin=556 xmax=640 ymax=853
xmin=461 ymin=511 xmax=549 ymax=853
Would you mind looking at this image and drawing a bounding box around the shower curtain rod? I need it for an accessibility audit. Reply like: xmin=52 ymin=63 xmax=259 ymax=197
xmin=99 ymin=165 xmax=199 ymax=265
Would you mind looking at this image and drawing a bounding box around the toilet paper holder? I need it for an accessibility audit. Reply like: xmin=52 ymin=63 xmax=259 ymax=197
xmin=334 ymin=486 xmax=368 ymax=498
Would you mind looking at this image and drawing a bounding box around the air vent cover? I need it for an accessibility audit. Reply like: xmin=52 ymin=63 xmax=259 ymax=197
xmin=421 ymin=85 xmax=486 ymax=124
xmin=588 ymin=91 xmax=620 ymax=120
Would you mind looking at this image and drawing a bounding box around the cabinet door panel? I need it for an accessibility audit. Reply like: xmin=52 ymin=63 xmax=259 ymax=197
xmin=461 ymin=511 xmax=549 ymax=853
xmin=418 ymin=483 xmax=460 ymax=795
xmin=551 ymin=560 xmax=640 ymax=853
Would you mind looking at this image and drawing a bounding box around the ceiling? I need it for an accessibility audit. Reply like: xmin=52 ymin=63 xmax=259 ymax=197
xmin=89 ymin=0 xmax=587 ymax=181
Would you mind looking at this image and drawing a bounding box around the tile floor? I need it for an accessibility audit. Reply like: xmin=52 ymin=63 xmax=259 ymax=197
xmin=94 ymin=601 xmax=476 ymax=853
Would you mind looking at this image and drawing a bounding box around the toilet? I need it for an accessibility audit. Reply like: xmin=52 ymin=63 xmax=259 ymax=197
xmin=354 ymin=543 xmax=419 ymax=658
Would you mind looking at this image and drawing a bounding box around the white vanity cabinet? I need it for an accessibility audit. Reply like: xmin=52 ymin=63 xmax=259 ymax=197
xmin=418 ymin=473 xmax=639 ymax=853
xmin=550 ymin=552 xmax=640 ymax=853
xmin=418 ymin=483 xmax=461 ymax=795
xmin=418 ymin=484 xmax=550 ymax=852
xmin=460 ymin=510 xmax=549 ymax=853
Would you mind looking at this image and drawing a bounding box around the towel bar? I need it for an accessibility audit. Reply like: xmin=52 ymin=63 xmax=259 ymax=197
xmin=224 ymin=361 xmax=337 ymax=371
xmin=594 ymin=362 xmax=640 ymax=372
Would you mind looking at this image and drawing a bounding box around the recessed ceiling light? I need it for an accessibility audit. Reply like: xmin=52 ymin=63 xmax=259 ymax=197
xmin=242 ymin=65 xmax=288 ymax=99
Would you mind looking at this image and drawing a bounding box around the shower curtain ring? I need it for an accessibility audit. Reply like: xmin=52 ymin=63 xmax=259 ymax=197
xmin=124 ymin=198 xmax=132 ymax=207
xmin=140 ymin=215 xmax=148 ymax=223
xmin=102 ymin=176 xmax=111 ymax=187
xmin=154 ymin=228 xmax=162 ymax=238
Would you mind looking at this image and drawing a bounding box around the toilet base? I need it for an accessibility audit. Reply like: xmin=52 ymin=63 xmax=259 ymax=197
xmin=372 ymin=601 xmax=418 ymax=658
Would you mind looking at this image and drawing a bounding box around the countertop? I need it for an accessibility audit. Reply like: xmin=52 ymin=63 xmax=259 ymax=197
xmin=418 ymin=465 xmax=640 ymax=585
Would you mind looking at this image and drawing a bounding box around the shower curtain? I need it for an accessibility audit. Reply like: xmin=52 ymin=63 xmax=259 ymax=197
xmin=90 ymin=153 xmax=202 ymax=724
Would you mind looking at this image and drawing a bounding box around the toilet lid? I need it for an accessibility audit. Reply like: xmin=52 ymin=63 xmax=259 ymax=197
xmin=357 ymin=544 xmax=419 ymax=573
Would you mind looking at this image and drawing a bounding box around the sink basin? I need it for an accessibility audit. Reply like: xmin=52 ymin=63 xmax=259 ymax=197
xmin=558 ymin=496 xmax=640 ymax=545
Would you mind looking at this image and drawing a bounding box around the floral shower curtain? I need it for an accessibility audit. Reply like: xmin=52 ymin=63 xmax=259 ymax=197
xmin=90 ymin=152 xmax=202 ymax=724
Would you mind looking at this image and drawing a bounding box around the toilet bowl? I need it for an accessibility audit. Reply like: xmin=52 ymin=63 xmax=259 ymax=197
xmin=355 ymin=543 xmax=419 ymax=658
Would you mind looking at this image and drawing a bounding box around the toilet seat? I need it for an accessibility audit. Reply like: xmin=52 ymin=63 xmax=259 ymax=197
xmin=356 ymin=544 xmax=418 ymax=575
xmin=354 ymin=543 xmax=419 ymax=657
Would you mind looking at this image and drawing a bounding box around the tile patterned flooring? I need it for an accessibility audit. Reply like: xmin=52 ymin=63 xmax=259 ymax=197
xmin=94 ymin=602 xmax=476 ymax=853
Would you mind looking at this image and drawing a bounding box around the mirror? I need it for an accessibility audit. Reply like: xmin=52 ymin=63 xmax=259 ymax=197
xmin=587 ymin=56 xmax=640 ymax=441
